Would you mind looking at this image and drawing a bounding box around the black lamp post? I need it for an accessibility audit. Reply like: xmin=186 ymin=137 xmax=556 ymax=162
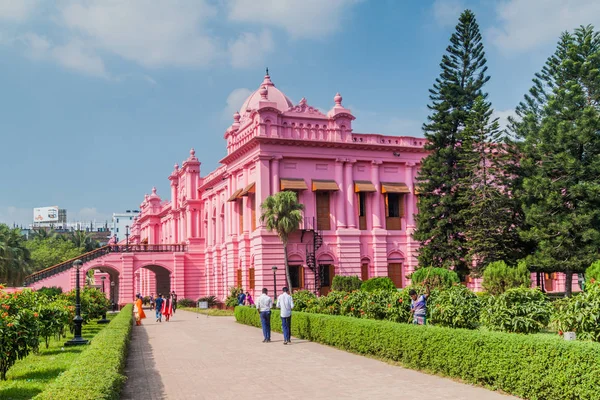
xmin=272 ymin=266 xmax=278 ymax=300
xmin=125 ymin=225 xmax=130 ymax=252
xmin=65 ymin=260 xmax=89 ymax=346
xmin=111 ymin=280 xmax=116 ymax=311
xmin=97 ymin=275 xmax=109 ymax=324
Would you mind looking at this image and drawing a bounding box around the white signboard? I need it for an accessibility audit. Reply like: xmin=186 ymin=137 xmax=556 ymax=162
xmin=33 ymin=206 xmax=59 ymax=222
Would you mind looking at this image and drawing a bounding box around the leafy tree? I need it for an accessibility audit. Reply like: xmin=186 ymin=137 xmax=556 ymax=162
xmin=414 ymin=10 xmax=491 ymax=277
xmin=410 ymin=267 xmax=459 ymax=289
xmin=25 ymin=237 xmax=84 ymax=272
xmin=260 ymin=191 xmax=304 ymax=291
xmin=482 ymin=260 xmax=531 ymax=295
xmin=459 ymin=97 xmax=526 ymax=272
xmin=68 ymin=230 xmax=100 ymax=252
xmin=515 ymin=26 xmax=600 ymax=296
xmin=0 ymin=224 xmax=31 ymax=286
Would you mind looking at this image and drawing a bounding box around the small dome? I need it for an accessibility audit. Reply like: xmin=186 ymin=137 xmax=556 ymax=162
xmin=239 ymin=72 xmax=293 ymax=117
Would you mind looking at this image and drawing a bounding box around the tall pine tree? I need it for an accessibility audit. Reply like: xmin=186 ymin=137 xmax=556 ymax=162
xmin=458 ymin=97 xmax=525 ymax=273
xmin=414 ymin=10 xmax=490 ymax=277
xmin=516 ymin=25 xmax=600 ymax=296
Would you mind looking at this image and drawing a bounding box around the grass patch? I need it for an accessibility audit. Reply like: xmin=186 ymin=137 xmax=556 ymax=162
xmin=0 ymin=313 xmax=117 ymax=400
xmin=34 ymin=304 xmax=133 ymax=400
xmin=181 ymin=307 xmax=235 ymax=316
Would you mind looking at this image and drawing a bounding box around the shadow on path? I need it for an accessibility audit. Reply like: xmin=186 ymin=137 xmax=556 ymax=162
xmin=121 ymin=321 xmax=167 ymax=400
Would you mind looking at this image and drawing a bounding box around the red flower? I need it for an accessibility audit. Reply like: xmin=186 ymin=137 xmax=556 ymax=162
xmin=591 ymin=278 xmax=596 ymax=284
xmin=558 ymin=331 xmax=563 ymax=336
xmin=1 ymin=312 xmax=7 ymax=318
xmin=351 ymin=307 xmax=355 ymax=311
xmin=33 ymin=312 xmax=39 ymax=318
xmin=387 ymin=304 xmax=391 ymax=308
xmin=7 ymin=323 xmax=13 ymax=327
xmin=398 ymin=298 xmax=403 ymax=303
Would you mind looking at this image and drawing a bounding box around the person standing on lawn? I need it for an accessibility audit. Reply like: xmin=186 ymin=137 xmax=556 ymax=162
xmin=277 ymin=287 xmax=294 ymax=344
xmin=409 ymin=283 xmax=431 ymax=325
xmin=256 ymin=288 xmax=273 ymax=343
xmin=154 ymin=293 xmax=164 ymax=322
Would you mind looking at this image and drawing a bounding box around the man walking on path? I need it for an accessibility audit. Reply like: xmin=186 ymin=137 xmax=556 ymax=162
xmin=256 ymin=288 xmax=273 ymax=342
xmin=155 ymin=294 xmax=164 ymax=322
xmin=277 ymin=287 xmax=294 ymax=345
xmin=171 ymin=291 xmax=178 ymax=314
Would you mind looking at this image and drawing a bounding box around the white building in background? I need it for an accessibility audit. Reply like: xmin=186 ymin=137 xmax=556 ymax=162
xmin=111 ymin=210 xmax=139 ymax=241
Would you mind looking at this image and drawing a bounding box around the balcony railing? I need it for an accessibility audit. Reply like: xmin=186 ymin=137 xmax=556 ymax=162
xmin=23 ymin=243 xmax=188 ymax=287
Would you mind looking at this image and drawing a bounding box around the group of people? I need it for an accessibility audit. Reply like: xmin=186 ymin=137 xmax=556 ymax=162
xmin=237 ymin=290 xmax=254 ymax=306
xmin=133 ymin=291 xmax=178 ymax=325
xmin=254 ymin=287 xmax=294 ymax=344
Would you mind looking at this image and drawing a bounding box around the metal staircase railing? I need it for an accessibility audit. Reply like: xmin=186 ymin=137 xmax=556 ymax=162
xmin=302 ymin=217 xmax=323 ymax=294
xmin=23 ymin=243 xmax=188 ymax=287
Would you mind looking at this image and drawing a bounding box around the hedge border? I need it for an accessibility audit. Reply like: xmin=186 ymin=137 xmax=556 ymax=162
xmin=235 ymin=306 xmax=600 ymax=400
xmin=34 ymin=304 xmax=133 ymax=400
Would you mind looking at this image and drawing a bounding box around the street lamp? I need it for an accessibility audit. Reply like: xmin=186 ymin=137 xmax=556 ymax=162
xmin=98 ymin=275 xmax=109 ymax=324
xmin=125 ymin=225 xmax=130 ymax=251
xmin=65 ymin=260 xmax=89 ymax=346
xmin=110 ymin=280 xmax=116 ymax=311
xmin=272 ymin=266 xmax=278 ymax=300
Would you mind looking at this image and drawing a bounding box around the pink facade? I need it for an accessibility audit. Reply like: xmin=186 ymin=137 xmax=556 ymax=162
xmin=24 ymin=73 xmax=578 ymax=302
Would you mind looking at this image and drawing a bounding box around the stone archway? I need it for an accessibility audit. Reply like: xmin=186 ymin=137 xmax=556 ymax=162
xmin=135 ymin=264 xmax=172 ymax=298
xmin=85 ymin=265 xmax=121 ymax=309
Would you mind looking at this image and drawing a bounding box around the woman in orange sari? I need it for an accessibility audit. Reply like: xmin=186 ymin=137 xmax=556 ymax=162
xmin=134 ymin=295 xmax=146 ymax=326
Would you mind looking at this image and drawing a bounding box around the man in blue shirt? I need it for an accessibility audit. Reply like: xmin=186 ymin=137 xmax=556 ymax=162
xmin=154 ymin=294 xmax=164 ymax=322
xmin=237 ymin=290 xmax=246 ymax=306
xmin=409 ymin=284 xmax=430 ymax=325
xmin=277 ymin=287 xmax=294 ymax=345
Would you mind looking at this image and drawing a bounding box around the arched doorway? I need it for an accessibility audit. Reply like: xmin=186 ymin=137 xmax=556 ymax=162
xmin=135 ymin=265 xmax=171 ymax=298
xmin=85 ymin=265 xmax=120 ymax=310
xmin=387 ymin=251 xmax=405 ymax=288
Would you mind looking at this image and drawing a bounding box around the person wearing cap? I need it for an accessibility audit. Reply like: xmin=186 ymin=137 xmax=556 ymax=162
xmin=277 ymin=287 xmax=294 ymax=345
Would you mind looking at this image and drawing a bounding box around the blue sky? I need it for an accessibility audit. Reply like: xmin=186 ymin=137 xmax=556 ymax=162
xmin=1 ymin=0 xmax=599 ymax=227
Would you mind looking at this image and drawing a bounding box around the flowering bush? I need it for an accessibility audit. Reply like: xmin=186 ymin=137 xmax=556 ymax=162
xmin=429 ymin=284 xmax=480 ymax=329
xmin=585 ymin=261 xmax=600 ymax=288
xmin=291 ymin=290 xmax=317 ymax=312
xmin=59 ymin=287 xmax=110 ymax=323
xmin=37 ymin=300 xmax=72 ymax=348
xmin=552 ymin=281 xmax=600 ymax=341
xmin=480 ymin=287 xmax=551 ymax=334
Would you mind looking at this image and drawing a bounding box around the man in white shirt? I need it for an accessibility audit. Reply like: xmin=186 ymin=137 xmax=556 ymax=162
xmin=277 ymin=287 xmax=294 ymax=345
xmin=256 ymin=288 xmax=273 ymax=343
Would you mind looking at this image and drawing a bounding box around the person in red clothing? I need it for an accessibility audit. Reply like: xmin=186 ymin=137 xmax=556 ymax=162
xmin=161 ymin=295 xmax=173 ymax=322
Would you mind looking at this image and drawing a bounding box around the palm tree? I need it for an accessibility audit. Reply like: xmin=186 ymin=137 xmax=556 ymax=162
xmin=0 ymin=224 xmax=31 ymax=286
xmin=69 ymin=230 xmax=100 ymax=252
xmin=260 ymin=191 xmax=304 ymax=291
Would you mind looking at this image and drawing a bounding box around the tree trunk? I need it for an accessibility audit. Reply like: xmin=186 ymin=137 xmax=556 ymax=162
xmin=565 ymin=270 xmax=573 ymax=297
xmin=283 ymin=242 xmax=293 ymax=292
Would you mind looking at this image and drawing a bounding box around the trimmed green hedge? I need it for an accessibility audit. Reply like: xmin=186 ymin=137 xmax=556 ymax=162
xmin=35 ymin=304 xmax=133 ymax=400
xmin=235 ymin=306 xmax=600 ymax=400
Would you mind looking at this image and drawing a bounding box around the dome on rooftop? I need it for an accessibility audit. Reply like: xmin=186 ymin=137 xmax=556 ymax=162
xmin=238 ymin=72 xmax=293 ymax=117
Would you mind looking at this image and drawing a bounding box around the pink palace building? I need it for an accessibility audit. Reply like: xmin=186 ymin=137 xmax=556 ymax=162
xmin=25 ymin=72 xmax=428 ymax=304
xmin=23 ymin=72 xmax=577 ymax=304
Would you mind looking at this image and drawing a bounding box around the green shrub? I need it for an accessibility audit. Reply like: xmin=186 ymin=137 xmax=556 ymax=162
xmin=291 ymin=290 xmax=317 ymax=312
xmin=59 ymin=287 xmax=110 ymax=323
xmin=482 ymin=260 xmax=530 ymax=295
xmin=235 ymin=306 xmax=600 ymax=400
xmin=331 ymin=275 xmax=362 ymax=292
xmin=177 ymin=298 xmax=196 ymax=308
xmin=480 ymin=287 xmax=551 ymax=334
xmin=429 ymin=284 xmax=480 ymax=329
xmin=585 ymin=261 xmax=600 ymax=288
xmin=37 ymin=286 xmax=63 ymax=299
xmin=198 ymin=295 xmax=220 ymax=307
xmin=410 ymin=267 xmax=459 ymax=289
xmin=35 ymin=304 xmax=133 ymax=400
xmin=225 ymin=287 xmax=243 ymax=308
xmin=552 ymin=281 xmax=600 ymax=341
xmin=360 ymin=277 xmax=396 ymax=292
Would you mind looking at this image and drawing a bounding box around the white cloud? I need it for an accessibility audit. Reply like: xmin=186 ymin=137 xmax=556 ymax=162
xmin=489 ymin=0 xmax=600 ymax=53
xmin=18 ymin=33 xmax=107 ymax=78
xmin=227 ymin=0 xmax=362 ymax=39
xmin=60 ymin=0 xmax=220 ymax=68
xmin=493 ymin=108 xmax=516 ymax=132
xmin=432 ymin=0 xmax=464 ymax=28
xmin=72 ymin=207 xmax=109 ymax=222
xmin=229 ymin=30 xmax=274 ymax=69
xmin=0 ymin=207 xmax=32 ymax=227
xmin=0 ymin=0 xmax=38 ymax=22
xmin=223 ymin=88 xmax=253 ymax=120
xmin=51 ymin=40 xmax=107 ymax=78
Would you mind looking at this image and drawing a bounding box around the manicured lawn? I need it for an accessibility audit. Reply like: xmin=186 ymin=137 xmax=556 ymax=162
xmin=0 ymin=313 xmax=117 ymax=400
xmin=180 ymin=307 xmax=235 ymax=316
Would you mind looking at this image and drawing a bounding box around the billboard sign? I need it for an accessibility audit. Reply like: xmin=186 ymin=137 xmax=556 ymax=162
xmin=33 ymin=206 xmax=59 ymax=222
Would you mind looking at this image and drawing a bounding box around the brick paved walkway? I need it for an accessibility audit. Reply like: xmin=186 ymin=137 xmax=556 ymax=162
xmin=121 ymin=309 xmax=517 ymax=400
